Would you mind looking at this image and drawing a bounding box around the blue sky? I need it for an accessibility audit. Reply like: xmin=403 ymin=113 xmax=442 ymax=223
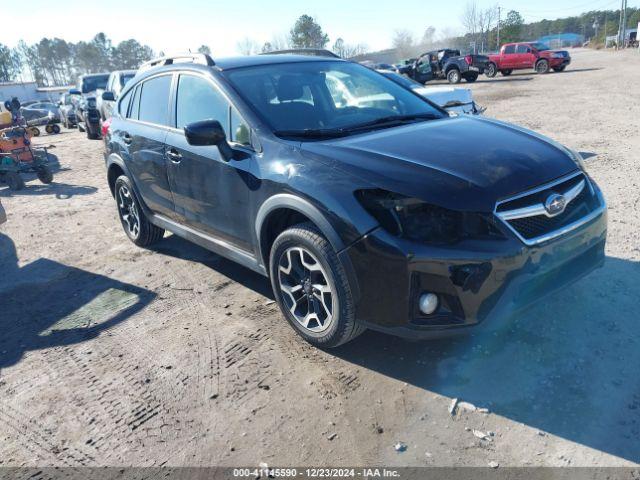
xmin=3 ymin=0 xmax=636 ymax=55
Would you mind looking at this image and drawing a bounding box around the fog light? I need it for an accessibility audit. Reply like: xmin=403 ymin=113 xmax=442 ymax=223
xmin=419 ymin=292 xmax=439 ymax=315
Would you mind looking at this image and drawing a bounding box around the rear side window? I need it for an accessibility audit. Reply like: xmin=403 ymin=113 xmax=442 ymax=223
xmin=504 ymin=45 xmax=516 ymax=54
xmin=175 ymin=74 xmax=229 ymax=133
xmin=129 ymin=85 xmax=141 ymax=119
xmin=119 ymin=88 xmax=133 ymax=116
xmin=516 ymin=45 xmax=530 ymax=53
xmin=138 ymin=75 xmax=172 ymax=126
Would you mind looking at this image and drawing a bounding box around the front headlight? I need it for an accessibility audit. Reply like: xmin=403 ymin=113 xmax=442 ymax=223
xmin=356 ymin=189 xmax=504 ymax=244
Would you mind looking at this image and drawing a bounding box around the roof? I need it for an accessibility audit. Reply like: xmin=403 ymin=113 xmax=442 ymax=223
xmin=215 ymin=54 xmax=344 ymax=70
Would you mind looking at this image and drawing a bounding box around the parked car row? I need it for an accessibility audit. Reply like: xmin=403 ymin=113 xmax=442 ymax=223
xmin=60 ymin=70 xmax=136 ymax=140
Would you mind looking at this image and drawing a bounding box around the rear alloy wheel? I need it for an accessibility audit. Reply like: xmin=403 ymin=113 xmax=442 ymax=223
xmin=270 ymin=223 xmax=364 ymax=348
xmin=447 ymin=69 xmax=461 ymax=84
xmin=485 ymin=63 xmax=497 ymax=78
xmin=535 ymin=59 xmax=550 ymax=74
xmin=114 ymin=175 xmax=164 ymax=247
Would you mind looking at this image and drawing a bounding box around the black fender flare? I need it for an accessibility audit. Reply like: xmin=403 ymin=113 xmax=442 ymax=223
xmin=255 ymin=193 xmax=360 ymax=300
xmin=105 ymin=153 xmax=154 ymax=217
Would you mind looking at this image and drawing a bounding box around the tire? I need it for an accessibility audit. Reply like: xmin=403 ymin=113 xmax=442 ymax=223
xmin=535 ymin=59 xmax=550 ymax=74
xmin=485 ymin=63 xmax=497 ymax=78
xmin=114 ymin=175 xmax=165 ymax=247
xmin=30 ymin=127 xmax=40 ymax=137
xmin=86 ymin=127 xmax=99 ymax=140
xmin=464 ymin=73 xmax=478 ymax=82
xmin=446 ymin=69 xmax=461 ymax=84
xmin=269 ymin=223 xmax=365 ymax=348
xmin=6 ymin=172 xmax=25 ymax=191
xmin=37 ymin=165 xmax=53 ymax=184
xmin=52 ymin=124 xmax=61 ymax=134
xmin=501 ymin=69 xmax=513 ymax=76
xmin=45 ymin=124 xmax=53 ymax=134
xmin=553 ymin=66 xmax=566 ymax=72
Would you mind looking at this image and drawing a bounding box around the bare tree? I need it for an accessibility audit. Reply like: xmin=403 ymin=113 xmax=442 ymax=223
xmin=236 ymin=37 xmax=259 ymax=56
xmin=477 ymin=6 xmax=499 ymax=52
xmin=392 ymin=29 xmax=416 ymax=59
xmin=269 ymin=33 xmax=291 ymax=51
xmin=461 ymin=2 xmax=499 ymax=53
xmin=460 ymin=1 xmax=480 ymax=52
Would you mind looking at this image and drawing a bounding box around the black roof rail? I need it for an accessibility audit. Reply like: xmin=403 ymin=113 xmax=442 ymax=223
xmin=139 ymin=53 xmax=215 ymax=71
xmin=261 ymin=48 xmax=341 ymax=58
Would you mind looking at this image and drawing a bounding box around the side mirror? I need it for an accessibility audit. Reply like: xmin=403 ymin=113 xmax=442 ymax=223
xmin=69 ymin=89 xmax=81 ymax=95
xmin=184 ymin=119 xmax=234 ymax=161
xmin=102 ymin=91 xmax=115 ymax=101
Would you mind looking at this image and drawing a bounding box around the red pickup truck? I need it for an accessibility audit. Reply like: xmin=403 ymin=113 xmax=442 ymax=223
xmin=486 ymin=42 xmax=571 ymax=77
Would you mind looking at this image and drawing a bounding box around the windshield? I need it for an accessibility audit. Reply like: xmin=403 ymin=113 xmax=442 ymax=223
xmin=120 ymin=73 xmax=136 ymax=88
xmin=530 ymin=42 xmax=550 ymax=51
xmin=224 ymin=61 xmax=444 ymax=137
xmin=81 ymin=75 xmax=109 ymax=93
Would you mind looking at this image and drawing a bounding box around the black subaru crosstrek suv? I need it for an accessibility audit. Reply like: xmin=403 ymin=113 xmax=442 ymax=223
xmin=104 ymin=53 xmax=607 ymax=348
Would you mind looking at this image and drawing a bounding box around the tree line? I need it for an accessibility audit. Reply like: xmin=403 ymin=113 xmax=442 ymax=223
xmin=236 ymin=14 xmax=368 ymax=58
xmin=390 ymin=3 xmax=640 ymax=61
xmin=0 ymin=33 xmax=155 ymax=85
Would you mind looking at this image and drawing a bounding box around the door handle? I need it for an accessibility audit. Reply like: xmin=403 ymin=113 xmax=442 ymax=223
xmin=166 ymin=148 xmax=182 ymax=163
xmin=123 ymin=133 xmax=132 ymax=145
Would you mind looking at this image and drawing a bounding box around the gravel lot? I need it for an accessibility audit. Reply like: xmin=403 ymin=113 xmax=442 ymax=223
xmin=1 ymin=48 xmax=639 ymax=468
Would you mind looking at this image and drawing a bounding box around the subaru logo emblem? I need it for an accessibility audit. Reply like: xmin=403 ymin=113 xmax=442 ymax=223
xmin=545 ymin=193 xmax=566 ymax=216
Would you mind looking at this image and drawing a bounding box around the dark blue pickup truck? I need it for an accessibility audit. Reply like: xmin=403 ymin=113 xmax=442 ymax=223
xmin=397 ymin=48 xmax=490 ymax=84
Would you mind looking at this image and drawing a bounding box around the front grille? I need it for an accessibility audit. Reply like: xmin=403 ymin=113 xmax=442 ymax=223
xmin=495 ymin=172 xmax=602 ymax=245
xmin=508 ymin=187 xmax=590 ymax=239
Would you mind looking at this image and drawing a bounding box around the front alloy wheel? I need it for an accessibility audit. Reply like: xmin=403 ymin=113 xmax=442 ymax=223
xmin=278 ymin=246 xmax=333 ymax=333
xmin=269 ymin=223 xmax=365 ymax=348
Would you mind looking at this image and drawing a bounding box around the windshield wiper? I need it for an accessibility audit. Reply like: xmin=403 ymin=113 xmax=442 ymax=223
xmin=274 ymin=128 xmax=347 ymax=139
xmin=342 ymin=113 xmax=442 ymax=133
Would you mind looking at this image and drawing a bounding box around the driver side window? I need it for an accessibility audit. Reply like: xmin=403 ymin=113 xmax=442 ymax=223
xmin=175 ymin=74 xmax=229 ymax=134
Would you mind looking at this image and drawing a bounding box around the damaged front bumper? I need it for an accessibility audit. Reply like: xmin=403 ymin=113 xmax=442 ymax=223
xmin=343 ymin=193 xmax=607 ymax=339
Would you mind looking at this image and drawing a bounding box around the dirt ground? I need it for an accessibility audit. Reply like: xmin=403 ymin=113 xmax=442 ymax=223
xmin=1 ymin=48 xmax=639 ymax=469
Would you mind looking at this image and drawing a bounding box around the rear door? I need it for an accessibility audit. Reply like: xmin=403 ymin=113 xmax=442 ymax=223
xmin=164 ymin=72 xmax=254 ymax=251
xmin=121 ymin=74 xmax=176 ymax=219
xmin=502 ymin=44 xmax=517 ymax=69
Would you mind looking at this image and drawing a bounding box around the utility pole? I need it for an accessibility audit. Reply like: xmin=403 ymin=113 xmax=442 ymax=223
xmin=604 ymin=12 xmax=608 ymax=47
xmin=617 ymin=0 xmax=624 ymax=48
xmin=497 ymin=5 xmax=501 ymax=50
xmin=621 ymin=0 xmax=628 ymax=48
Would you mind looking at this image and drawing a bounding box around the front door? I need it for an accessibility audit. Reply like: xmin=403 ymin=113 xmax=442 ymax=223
xmin=413 ymin=55 xmax=434 ymax=83
xmin=164 ymin=73 xmax=254 ymax=251
xmin=516 ymin=44 xmax=535 ymax=68
xmin=121 ymin=75 xmax=176 ymax=219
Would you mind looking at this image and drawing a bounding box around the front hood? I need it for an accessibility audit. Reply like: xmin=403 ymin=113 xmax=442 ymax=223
xmin=301 ymin=116 xmax=579 ymax=212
